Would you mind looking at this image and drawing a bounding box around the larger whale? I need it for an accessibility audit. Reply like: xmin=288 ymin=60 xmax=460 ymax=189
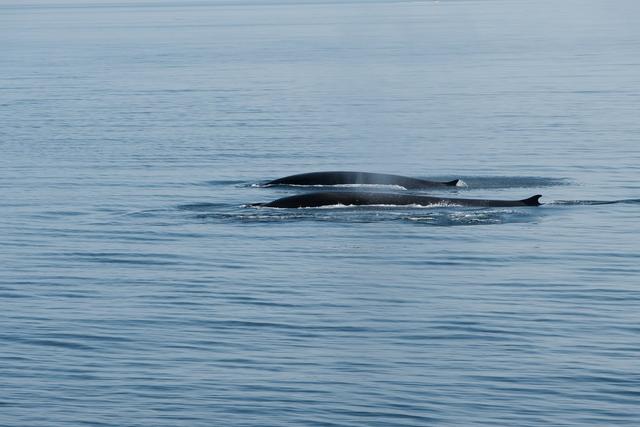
xmin=264 ymin=171 xmax=462 ymax=189
xmin=253 ymin=191 xmax=542 ymax=208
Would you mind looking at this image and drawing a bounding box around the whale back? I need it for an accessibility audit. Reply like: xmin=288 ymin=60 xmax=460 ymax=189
xmin=521 ymin=195 xmax=542 ymax=206
xmin=265 ymin=171 xmax=459 ymax=188
xmin=257 ymin=191 xmax=543 ymax=209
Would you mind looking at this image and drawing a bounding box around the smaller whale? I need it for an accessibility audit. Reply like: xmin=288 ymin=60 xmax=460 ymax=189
xmin=264 ymin=171 xmax=462 ymax=189
xmin=253 ymin=191 xmax=542 ymax=208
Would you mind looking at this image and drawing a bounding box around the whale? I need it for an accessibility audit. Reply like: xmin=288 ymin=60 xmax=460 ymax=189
xmin=264 ymin=171 xmax=462 ymax=189
xmin=253 ymin=191 xmax=542 ymax=208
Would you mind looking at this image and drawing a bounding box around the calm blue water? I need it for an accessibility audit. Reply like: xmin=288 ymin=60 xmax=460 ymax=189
xmin=2 ymin=0 xmax=640 ymax=425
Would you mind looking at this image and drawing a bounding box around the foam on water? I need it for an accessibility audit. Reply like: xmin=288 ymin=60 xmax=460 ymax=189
xmin=451 ymin=176 xmax=570 ymax=190
xmin=187 ymin=199 xmax=547 ymax=227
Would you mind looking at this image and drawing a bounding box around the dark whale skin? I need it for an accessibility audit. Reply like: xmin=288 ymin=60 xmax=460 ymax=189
xmin=254 ymin=191 xmax=542 ymax=208
xmin=264 ymin=171 xmax=460 ymax=189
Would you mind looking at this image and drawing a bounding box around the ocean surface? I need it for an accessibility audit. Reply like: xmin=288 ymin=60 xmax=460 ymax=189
xmin=2 ymin=0 xmax=640 ymax=425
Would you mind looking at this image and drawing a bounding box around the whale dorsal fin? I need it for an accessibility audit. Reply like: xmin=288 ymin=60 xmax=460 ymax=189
xmin=521 ymin=195 xmax=542 ymax=206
